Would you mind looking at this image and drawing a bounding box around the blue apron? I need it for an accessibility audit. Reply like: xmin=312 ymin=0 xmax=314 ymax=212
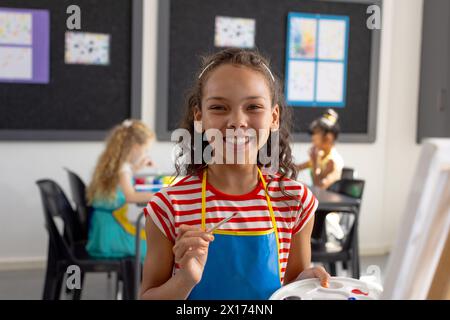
xmin=188 ymin=168 xmax=282 ymax=300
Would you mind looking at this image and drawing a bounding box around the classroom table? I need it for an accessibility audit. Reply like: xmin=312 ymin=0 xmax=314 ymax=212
xmin=310 ymin=186 xmax=361 ymax=211
xmin=133 ymin=185 xmax=362 ymax=298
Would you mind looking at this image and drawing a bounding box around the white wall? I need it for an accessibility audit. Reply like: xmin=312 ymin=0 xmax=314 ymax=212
xmin=379 ymin=0 xmax=423 ymax=250
xmin=0 ymin=0 xmax=423 ymax=265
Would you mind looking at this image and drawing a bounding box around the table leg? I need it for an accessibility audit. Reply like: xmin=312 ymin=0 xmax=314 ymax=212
xmin=352 ymin=206 xmax=360 ymax=279
xmin=135 ymin=211 xmax=145 ymax=299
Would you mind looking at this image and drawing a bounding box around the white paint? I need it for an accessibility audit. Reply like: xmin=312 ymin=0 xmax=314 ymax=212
xmin=0 ymin=0 xmax=424 ymax=264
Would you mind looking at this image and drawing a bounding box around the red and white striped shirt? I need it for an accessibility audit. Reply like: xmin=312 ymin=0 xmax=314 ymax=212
xmin=144 ymin=172 xmax=318 ymax=282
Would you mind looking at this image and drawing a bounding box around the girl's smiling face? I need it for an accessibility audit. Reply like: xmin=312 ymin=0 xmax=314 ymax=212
xmin=194 ymin=64 xmax=279 ymax=164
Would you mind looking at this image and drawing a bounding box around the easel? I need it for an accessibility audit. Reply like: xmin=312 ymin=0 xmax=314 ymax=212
xmin=428 ymin=232 xmax=450 ymax=299
xmin=382 ymin=139 xmax=450 ymax=300
xmin=427 ymin=173 xmax=450 ymax=299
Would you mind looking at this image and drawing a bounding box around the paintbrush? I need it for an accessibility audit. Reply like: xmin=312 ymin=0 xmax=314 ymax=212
xmin=206 ymin=212 xmax=238 ymax=233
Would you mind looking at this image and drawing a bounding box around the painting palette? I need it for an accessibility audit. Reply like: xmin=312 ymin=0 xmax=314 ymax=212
xmin=269 ymin=277 xmax=382 ymax=300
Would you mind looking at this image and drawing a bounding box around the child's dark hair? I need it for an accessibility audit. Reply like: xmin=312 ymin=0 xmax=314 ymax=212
xmin=309 ymin=109 xmax=340 ymax=140
xmin=174 ymin=48 xmax=298 ymax=199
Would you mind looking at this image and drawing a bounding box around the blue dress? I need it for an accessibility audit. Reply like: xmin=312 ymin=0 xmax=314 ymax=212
xmin=86 ymin=188 xmax=147 ymax=261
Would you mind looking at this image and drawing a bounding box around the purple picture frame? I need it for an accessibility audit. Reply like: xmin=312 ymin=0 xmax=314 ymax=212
xmin=0 ymin=7 xmax=50 ymax=84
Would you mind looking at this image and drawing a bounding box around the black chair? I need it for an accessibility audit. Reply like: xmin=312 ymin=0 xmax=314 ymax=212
xmin=64 ymin=168 xmax=91 ymax=240
xmin=37 ymin=179 xmax=135 ymax=300
xmin=64 ymin=168 xmax=117 ymax=281
xmin=341 ymin=167 xmax=355 ymax=180
xmin=311 ymin=179 xmax=365 ymax=279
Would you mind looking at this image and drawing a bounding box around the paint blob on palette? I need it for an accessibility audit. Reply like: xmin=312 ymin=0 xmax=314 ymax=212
xmin=269 ymin=277 xmax=382 ymax=300
xmin=65 ymin=31 xmax=110 ymax=66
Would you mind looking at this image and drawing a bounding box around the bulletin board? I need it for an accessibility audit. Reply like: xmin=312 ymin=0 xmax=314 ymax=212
xmin=0 ymin=0 xmax=143 ymax=141
xmin=284 ymin=12 xmax=350 ymax=108
xmin=155 ymin=0 xmax=382 ymax=143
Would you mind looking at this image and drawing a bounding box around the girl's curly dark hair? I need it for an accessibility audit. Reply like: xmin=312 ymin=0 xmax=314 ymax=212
xmin=174 ymin=48 xmax=298 ymax=199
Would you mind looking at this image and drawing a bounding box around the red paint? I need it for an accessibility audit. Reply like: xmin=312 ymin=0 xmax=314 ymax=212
xmin=135 ymin=178 xmax=145 ymax=185
xmin=351 ymin=289 xmax=369 ymax=296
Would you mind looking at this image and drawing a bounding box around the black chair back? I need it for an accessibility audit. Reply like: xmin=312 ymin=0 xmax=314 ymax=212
xmin=64 ymin=168 xmax=91 ymax=238
xmin=36 ymin=179 xmax=81 ymax=261
xmin=341 ymin=167 xmax=355 ymax=180
xmin=328 ymin=179 xmax=365 ymax=199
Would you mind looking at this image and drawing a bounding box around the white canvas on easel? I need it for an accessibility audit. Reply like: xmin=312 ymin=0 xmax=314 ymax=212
xmin=382 ymin=139 xmax=450 ymax=299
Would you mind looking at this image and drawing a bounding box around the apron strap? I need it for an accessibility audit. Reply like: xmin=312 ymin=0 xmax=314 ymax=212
xmin=201 ymin=169 xmax=207 ymax=231
xmin=257 ymin=168 xmax=282 ymax=282
xmin=201 ymin=167 xmax=282 ymax=283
